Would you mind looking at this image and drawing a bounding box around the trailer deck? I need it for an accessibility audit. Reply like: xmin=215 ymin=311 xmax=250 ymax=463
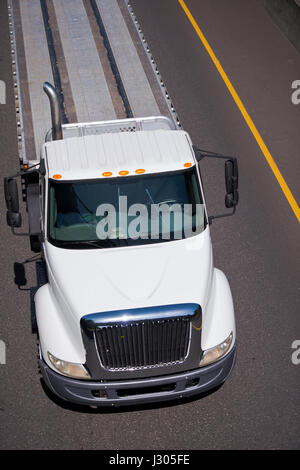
xmin=8 ymin=0 xmax=180 ymax=164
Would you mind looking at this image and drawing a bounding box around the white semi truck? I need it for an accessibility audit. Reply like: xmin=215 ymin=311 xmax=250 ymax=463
xmin=4 ymin=83 xmax=238 ymax=406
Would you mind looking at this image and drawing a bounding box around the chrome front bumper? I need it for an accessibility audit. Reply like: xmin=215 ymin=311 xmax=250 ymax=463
xmin=39 ymin=345 xmax=236 ymax=407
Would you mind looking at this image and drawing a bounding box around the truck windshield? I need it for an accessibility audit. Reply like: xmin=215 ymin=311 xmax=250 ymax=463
xmin=48 ymin=167 xmax=206 ymax=249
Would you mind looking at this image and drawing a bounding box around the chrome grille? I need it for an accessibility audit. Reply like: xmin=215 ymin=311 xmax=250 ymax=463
xmin=95 ymin=317 xmax=191 ymax=370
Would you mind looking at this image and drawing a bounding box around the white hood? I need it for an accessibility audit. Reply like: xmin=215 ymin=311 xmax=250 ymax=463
xmin=44 ymin=228 xmax=213 ymax=322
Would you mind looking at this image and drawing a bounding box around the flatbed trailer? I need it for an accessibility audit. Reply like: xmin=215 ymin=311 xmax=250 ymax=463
xmin=8 ymin=0 xmax=180 ymax=167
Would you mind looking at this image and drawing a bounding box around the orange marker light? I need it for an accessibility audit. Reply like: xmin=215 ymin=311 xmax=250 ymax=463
xmin=52 ymin=174 xmax=62 ymax=180
xmin=135 ymin=169 xmax=145 ymax=174
xmin=102 ymin=171 xmax=112 ymax=177
xmin=119 ymin=170 xmax=129 ymax=176
xmin=184 ymin=162 xmax=192 ymax=168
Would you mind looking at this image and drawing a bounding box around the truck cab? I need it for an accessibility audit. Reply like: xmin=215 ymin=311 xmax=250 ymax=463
xmin=4 ymin=84 xmax=238 ymax=406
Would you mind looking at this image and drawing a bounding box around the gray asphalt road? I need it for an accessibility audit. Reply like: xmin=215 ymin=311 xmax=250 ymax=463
xmin=1 ymin=0 xmax=300 ymax=450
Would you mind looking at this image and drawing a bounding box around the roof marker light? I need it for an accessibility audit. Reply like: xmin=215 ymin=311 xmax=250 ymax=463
xmin=119 ymin=170 xmax=129 ymax=176
xmin=135 ymin=169 xmax=145 ymax=174
xmin=52 ymin=174 xmax=62 ymax=179
xmin=102 ymin=171 xmax=112 ymax=177
xmin=184 ymin=162 xmax=192 ymax=168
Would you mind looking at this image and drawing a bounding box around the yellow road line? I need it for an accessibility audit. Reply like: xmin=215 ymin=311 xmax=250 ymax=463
xmin=178 ymin=0 xmax=300 ymax=223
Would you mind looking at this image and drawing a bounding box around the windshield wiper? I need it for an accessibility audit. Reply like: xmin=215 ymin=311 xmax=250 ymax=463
xmin=53 ymin=239 xmax=112 ymax=249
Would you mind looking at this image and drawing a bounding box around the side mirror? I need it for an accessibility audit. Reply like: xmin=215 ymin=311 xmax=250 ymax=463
xmin=225 ymin=159 xmax=239 ymax=208
xmin=4 ymin=177 xmax=22 ymax=228
xmin=192 ymin=146 xmax=239 ymax=222
xmin=6 ymin=211 xmax=22 ymax=228
xmin=4 ymin=177 xmax=19 ymax=212
xmin=13 ymin=262 xmax=27 ymax=288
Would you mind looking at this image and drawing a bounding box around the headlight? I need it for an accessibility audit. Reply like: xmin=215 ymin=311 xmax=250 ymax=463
xmin=47 ymin=352 xmax=91 ymax=380
xmin=199 ymin=332 xmax=233 ymax=367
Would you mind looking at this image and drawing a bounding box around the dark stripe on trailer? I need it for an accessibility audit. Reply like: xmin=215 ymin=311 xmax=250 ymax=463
xmin=40 ymin=0 xmax=68 ymax=124
xmin=83 ymin=0 xmax=127 ymax=119
xmin=44 ymin=0 xmax=78 ymax=124
xmin=89 ymin=0 xmax=133 ymax=118
xmin=118 ymin=0 xmax=178 ymax=122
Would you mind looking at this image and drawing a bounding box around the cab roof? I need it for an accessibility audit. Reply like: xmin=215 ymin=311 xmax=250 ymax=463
xmin=43 ymin=129 xmax=195 ymax=180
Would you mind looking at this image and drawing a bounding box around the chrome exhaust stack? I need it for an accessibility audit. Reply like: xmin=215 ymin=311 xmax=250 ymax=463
xmin=43 ymin=82 xmax=63 ymax=141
